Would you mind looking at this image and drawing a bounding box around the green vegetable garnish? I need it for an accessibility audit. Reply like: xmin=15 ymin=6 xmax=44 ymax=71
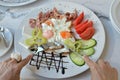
xmin=25 ymin=28 xmax=47 ymax=46
xmin=74 ymin=41 xmax=82 ymax=53
xmin=64 ymin=38 xmax=75 ymax=51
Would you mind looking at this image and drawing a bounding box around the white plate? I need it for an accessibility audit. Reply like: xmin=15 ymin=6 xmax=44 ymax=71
xmin=15 ymin=1 xmax=105 ymax=79
xmin=110 ymin=0 xmax=120 ymax=33
xmin=0 ymin=27 xmax=13 ymax=57
xmin=0 ymin=0 xmax=36 ymax=6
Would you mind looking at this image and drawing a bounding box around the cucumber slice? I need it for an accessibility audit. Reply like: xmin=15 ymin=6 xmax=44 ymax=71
xmin=74 ymin=41 xmax=82 ymax=53
xmin=32 ymin=28 xmax=37 ymax=36
xmin=80 ymin=48 xmax=95 ymax=56
xmin=25 ymin=38 xmax=36 ymax=46
xmin=25 ymin=29 xmax=47 ymax=46
xmin=64 ymin=38 xmax=75 ymax=50
xmin=32 ymin=27 xmax=42 ymax=36
xmin=34 ymin=37 xmax=47 ymax=46
xmin=69 ymin=52 xmax=85 ymax=66
xmin=79 ymin=39 xmax=97 ymax=49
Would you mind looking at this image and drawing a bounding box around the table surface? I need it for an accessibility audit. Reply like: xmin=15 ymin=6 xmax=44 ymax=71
xmin=0 ymin=0 xmax=120 ymax=80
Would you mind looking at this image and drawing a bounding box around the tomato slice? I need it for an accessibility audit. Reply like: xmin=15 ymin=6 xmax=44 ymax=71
xmin=79 ymin=27 xmax=95 ymax=40
xmin=76 ymin=21 xmax=93 ymax=34
xmin=73 ymin=12 xmax=84 ymax=26
xmin=75 ymin=20 xmax=88 ymax=29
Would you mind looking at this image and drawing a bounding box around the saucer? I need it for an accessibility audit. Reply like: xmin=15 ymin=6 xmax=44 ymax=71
xmin=110 ymin=0 xmax=120 ymax=33
xmin=0 ymin=0 xmax=36 ymax=6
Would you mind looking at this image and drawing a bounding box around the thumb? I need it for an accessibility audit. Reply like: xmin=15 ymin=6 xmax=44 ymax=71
xmin=83 ymin=55 xmax=96 ymax=68
xmin=17 ymin=54 xmax=33 ymax=69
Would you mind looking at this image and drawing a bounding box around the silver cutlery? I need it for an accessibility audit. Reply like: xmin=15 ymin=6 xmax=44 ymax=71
xmin=0 ymin=27 xmax=8 ymax=47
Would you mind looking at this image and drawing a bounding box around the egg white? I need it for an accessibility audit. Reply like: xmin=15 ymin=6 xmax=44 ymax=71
xmin=41 ymin=17 xmax=72 ymax=43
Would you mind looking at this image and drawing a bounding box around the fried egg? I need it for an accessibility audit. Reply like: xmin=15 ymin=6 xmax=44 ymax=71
xmin=41 ymin=17 xmax=72 ymax=43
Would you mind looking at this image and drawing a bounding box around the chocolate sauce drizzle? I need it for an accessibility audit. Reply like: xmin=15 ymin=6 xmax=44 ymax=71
xmin=29 ymin=51 xmax=68 ymax=74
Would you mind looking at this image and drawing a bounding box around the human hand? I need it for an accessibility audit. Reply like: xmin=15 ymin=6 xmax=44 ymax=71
xmin=0 ymin=54 xmax=33 ymax=80
xmin=84 ymin=56 xmax=118 ymax=80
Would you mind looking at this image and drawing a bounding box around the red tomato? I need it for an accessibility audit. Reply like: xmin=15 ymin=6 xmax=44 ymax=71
xmin=79 ymin=27 xmax=95 ymax=40
xmin=73 ymin=12 xmax=84 ymax=26
xmin=75 ymin=20 xmax=88 ymax=29
xmin=76 ymin=21 xmax=93 ymax=34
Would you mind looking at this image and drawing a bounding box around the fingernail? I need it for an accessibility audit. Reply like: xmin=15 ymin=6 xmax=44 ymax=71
xmin=29 ymin=53 xmax=33 ymax=56
xmin=83 ymin=55 xmax=87 ymax=59
xmin=28 ymin=54 xmax=33 ymax=58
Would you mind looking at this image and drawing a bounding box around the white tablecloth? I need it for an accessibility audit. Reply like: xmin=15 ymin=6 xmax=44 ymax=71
xmin=0 ymin=0 xmax=120 ymax=80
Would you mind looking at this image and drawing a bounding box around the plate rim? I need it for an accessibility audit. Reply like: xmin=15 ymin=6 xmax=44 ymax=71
xmin=0 ymin=27 xmax=13 ymax=57
xmin=0 ymin=0 xmax=36 ymax=7
xmin=15 ymin=1 xmax=106 ymax=79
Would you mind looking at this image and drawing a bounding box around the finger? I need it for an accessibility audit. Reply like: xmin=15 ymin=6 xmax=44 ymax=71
xmin=4 ymin=58 xmax=11 ymax=62
xmin=9 ymin=58 xmax=17 ymax=64
xmin=98 ymin=59 xmax=105 ymax=65
xmin=98 ymin=59 xmax=111 ymax=69
xmin=98 ymin=59 xmax=107 ymax=68
xmin=112 ymin=68 xmax=118 ymax=74
xmin=111 ymin=67 xmax=118 ymax=79
xmin=83 ymin=55 xmax=96 ymax=68
xmin=17 ymin=54 xmax=33 ymax=69
xmin=105 ymin=61 xmax=111 ymax=67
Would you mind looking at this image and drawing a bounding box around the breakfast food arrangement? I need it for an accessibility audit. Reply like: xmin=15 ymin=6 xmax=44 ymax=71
xmin=23 ymin=8 xmax=97 ymax=74
xmin=15 ymin=1 xmax=106 ymax=78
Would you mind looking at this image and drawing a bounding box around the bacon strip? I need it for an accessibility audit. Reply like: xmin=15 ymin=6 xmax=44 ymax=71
xmin=29 ymin=8 xmax=78 ymax=28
